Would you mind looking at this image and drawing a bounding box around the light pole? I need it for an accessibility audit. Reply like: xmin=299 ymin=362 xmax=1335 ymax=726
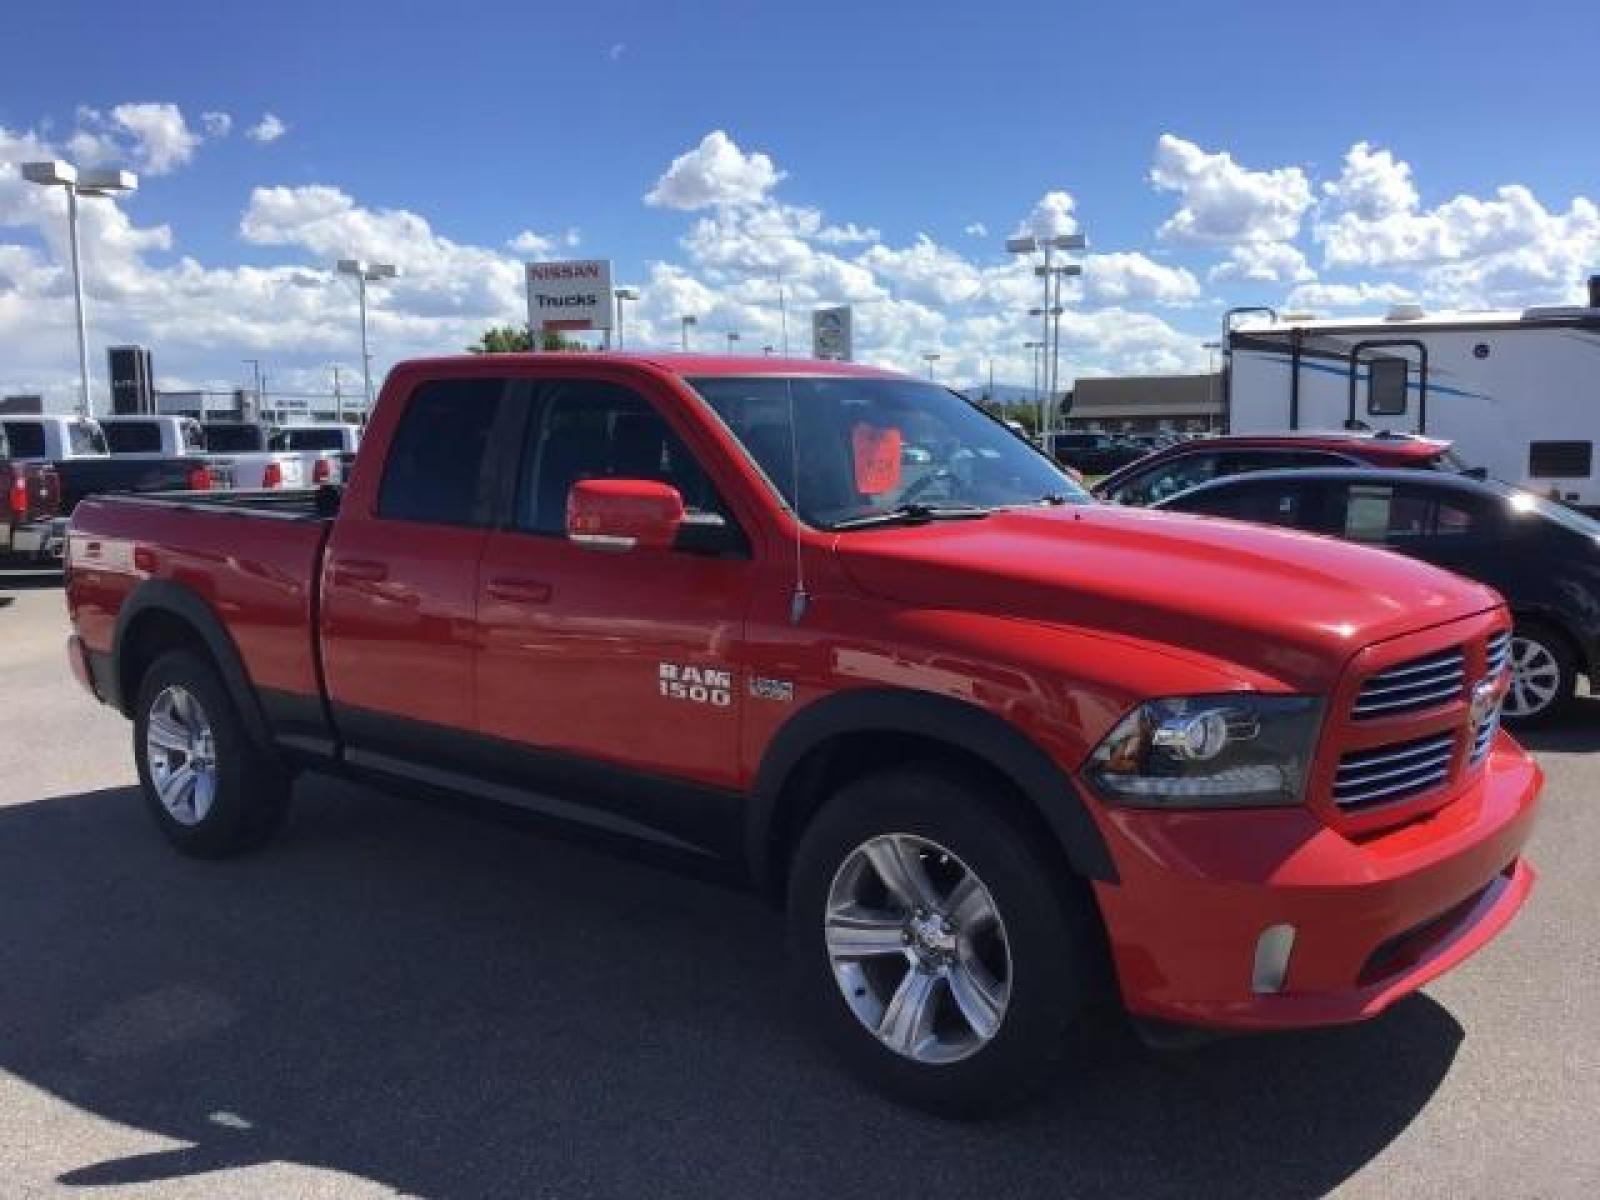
xmin=1203 ymin=340 xmax=1222 ymax=433
xmin=21 ymin=161 xmax=139 ymax=417
xmin=336 ymin=259 xmax=398 ymax=412
xmin=923 ymin=352 xmax=941 ymax=380
xmin=726 ymin=331 xmax=741 ymax=352
xmin=680 ymin=314 xmax=698 ymax=351
xmin=1007 ymin=232 xmax=1087 ymax=440
xmin=613 ymin=287 xmax=638 ymax=349
xmin=242 ymin=358 xmax=263 ymax=411
xmin=1024 ymin=340 xmax=1046 ymax=437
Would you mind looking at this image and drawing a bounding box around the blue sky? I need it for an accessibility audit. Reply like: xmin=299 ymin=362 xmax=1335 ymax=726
xmin=2 ymin=0 xmax=1599 ymax=405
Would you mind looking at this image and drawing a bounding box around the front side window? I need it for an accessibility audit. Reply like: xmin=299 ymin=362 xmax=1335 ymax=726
xmin=692 ymin=376 xmax=1086 ymax=528
xmin=377 ymin=379 xmax=506 ymax=526
xmin=1182 ymin=480 xmax=1314 ymax=529
xmin=182 ymin=421 xmax=206 ymax=452
xmin=272 ymin=427 xmax=346 ymax=452
xmin=1106 ymin=452 xmax=1220 ymax=506
xmin=517 ymin=381 xmax=729 ymax=534
xmin=1337 ymin=483 xmax=1488 ymax=544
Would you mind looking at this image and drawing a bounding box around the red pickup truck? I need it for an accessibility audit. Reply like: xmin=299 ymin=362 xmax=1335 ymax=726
xmin=64 ymin=353 xmax=1540 ymax=1114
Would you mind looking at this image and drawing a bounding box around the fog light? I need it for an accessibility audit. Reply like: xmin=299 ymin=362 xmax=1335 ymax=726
xmin=1252 ymin=923 xmax=1296 ymax=994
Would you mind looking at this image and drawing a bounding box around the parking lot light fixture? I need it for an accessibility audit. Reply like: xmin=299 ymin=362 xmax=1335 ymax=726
xmin=680 ymin=314 xmax=698 ymax=351
xmin=336 ymin=259 xmax=399 ymax=411
xmin=923 ymin=352 xmax=941 ymax=380
xmin=21 ymin=160 xmax=139 ymax=417
xmin=727 ymin=331 xmax=741 ymax=352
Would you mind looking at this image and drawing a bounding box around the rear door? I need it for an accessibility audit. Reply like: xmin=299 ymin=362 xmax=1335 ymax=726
xmin=1171 ymin=476 xmax=1325 ymax=531
xmin=320 ymin=375 xmax=519 ymax=759
xmin=1324 ymin=479 xmax=1505 ymax=586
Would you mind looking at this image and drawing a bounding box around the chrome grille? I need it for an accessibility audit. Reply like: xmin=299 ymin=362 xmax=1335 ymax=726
xmin=1352 ymin=648 xmax=1465 ymax=719
xmin=1334 ymin=733 xmax=1455 ymax=809
xmin=1485 ymin=630 xmax=1511 ymax=679
xmin=1469 ymin=708 xmax=1500 ymax=765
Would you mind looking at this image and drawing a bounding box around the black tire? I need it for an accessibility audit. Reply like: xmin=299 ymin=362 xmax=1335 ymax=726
xmin=132 ymin=649 xmax=291 ymax=857
xmin=1503 ymin=620 xmax=1576 ymax=728
xmin=786 ymin=764 xmax=1110 ymax=1117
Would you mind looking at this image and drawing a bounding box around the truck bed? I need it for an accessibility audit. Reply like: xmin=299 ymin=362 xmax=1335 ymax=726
xmin=67 ymin=489 xmax=336 ymax=710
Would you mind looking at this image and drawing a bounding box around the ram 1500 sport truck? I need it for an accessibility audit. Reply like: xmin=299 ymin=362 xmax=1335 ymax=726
xmin=63 ymin=353 xmax=1541 ymax=1115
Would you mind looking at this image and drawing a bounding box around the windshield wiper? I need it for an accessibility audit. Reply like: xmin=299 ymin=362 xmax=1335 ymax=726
xmin=829 ymin=503 xmax=991 ymax=531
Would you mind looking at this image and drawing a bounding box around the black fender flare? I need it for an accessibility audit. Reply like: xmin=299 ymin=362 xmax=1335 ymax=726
xmin=745 ymin=688 xmax=1117 ymax=889
xmin=110 ymin=578 xmax=278 ymax=758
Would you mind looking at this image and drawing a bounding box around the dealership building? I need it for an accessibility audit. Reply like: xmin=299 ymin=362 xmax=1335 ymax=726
xmin=1062 ymin=373 xmax=1223 ymax=432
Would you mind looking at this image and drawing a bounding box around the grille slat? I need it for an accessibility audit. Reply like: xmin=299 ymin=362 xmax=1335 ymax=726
xmin=1334 ymin=733 xmax=1455 ymax=809
xmin=1353 ymin=648 xmax=1465 ymax=719
xmin=1486 ymin=631 xmax=1511 ymax=678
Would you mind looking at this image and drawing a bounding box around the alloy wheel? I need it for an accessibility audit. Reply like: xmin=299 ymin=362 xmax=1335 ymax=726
xmin=824 ymin=833 xmax=1011 ymax=1065
xmin=1505 ymin=636 xmax=1562 ymax=719
xmin=145 ymin=685 xmax=219 ymax=826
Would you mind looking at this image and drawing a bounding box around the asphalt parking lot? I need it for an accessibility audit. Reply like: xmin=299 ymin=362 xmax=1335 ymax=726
xmin=2 ymin=567 xmax=1597 ymax=1200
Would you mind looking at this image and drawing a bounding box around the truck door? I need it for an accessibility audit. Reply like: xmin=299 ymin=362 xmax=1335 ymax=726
xmin=320 ymin=376 xmax=518 ymax=761
xmin=473 ymin=374 xmax=754 ymax=842
xmin=1348 ymin=340 xmax=1428 ymax=434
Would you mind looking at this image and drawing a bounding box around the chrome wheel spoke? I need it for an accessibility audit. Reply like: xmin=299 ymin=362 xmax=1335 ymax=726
xmin=157 ymin=763 xmax=197 ymax=816
xmin=878 ymin=967 xmax=940 ymax=1057
xmin=190 ymin=768 xmax=216 ymax=823
xmin=826 ymin=908 xmax=909 ymax=959
xmin=948 ymin=958 xmax=1005 ymax=1041
xmin=863 ymin=836 xmax=939 ymax=913
xmin=945 ymin=872 xmax=997 ymax=931
xmin=146 ymin=712 xmax=191 ymax=754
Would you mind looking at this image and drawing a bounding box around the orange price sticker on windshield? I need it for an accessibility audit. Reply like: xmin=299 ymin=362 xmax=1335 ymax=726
xmin=852 ymin=423 xmax=903 ymax=494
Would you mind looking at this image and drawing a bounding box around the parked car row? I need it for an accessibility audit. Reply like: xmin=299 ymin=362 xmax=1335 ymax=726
xmin=0 ymin=414 xmax=361 ymax=563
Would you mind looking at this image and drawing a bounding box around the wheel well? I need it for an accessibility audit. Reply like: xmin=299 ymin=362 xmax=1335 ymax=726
xmin=118 ymin=609 xmax=211 ymax=715
xmin=763 ymin=730 xmax=1079 ymax=905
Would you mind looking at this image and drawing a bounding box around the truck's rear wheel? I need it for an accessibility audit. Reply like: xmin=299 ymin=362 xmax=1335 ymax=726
xmin=133 ymin=650 xmax=290 ymax=856
xmin=787 ymin=765 xmax=1108 ymax=1117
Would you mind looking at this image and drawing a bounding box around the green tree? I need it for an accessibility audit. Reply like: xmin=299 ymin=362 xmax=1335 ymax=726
xmin=466 ymin=324 xmax=579 ymax=353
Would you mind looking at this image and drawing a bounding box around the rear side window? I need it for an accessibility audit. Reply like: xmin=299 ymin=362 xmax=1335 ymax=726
xmin=378 ymin=379 xmax=506 ymax=526
xmin=70 ymin=422 xmax=107 ymax=455
xmin=272 ymin=427 xmax=345 ymax=452
xmin=102 ymin=422 xmax=162 ymax=453
xmin=2 ymin=422 xmax=44 ymax=458
xmin=1183 ymin=480 xmax=1315 ymax=529
xmin=203 ymin=424 xmax=267 ymax=452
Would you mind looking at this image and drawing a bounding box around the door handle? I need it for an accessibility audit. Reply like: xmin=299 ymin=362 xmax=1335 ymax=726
xmin=334 ymin=559 xmax=388 ymax=584
xmin=485 ymin=577 xmax=552 ymax=605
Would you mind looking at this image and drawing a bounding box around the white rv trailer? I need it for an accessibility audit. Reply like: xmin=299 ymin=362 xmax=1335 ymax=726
xmin=1224 ymin=278 xmax=1600 ymax=507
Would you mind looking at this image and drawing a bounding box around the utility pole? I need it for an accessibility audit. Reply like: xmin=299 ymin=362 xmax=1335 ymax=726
xmin=333 ymin=365 xmax=344 ymax=424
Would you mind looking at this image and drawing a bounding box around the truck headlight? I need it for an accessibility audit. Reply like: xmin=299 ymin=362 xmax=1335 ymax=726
xmin=1087 ymin=695 xmax=1322 ymax=809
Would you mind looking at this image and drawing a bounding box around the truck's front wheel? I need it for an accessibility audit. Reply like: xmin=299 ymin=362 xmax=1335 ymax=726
xmin=133 ymin=650 xmax=290 ymax=857
xmin=787 ymin=766 xmax=1109 ymax=1116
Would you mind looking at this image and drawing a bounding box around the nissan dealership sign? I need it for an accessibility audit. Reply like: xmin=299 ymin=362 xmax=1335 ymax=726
xmin=525 ymin=259 xmax=613 ymax=332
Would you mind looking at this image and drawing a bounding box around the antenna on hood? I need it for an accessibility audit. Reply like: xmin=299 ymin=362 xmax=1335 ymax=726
xmin=786 ymin=377 xmax=809 ymax=624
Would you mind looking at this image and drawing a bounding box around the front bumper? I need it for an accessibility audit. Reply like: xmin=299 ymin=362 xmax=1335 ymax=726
xmin=1091 ymin=733 xmax=1540 ymax=1030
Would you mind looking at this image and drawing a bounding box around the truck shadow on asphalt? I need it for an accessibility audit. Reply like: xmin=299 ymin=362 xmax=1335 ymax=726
xmin=0 ymin=777 xmax=1464 ymax=1200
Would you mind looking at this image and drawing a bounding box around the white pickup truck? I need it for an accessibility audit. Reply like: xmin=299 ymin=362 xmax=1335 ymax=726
xmin=102 ymin=415 xmax=309 ymax=490
xmin=268 ymin=422 xmax=360 ymax=484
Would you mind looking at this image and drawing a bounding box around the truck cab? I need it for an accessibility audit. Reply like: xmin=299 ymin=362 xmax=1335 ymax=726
xmin=99 ymin=415 xmax=208 ymax=458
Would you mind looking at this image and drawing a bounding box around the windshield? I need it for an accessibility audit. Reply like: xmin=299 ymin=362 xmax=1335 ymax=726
xmin=204 ymin=423 xmax=266 ymax=452
xmin=691 ymin=375 xmax=1089 ymax=529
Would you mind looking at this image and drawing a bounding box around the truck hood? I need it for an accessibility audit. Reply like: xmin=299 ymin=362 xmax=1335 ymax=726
xmin=833 ymin=504 xmax=1500 ymax=691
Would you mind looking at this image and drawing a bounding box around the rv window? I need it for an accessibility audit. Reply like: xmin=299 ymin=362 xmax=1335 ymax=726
xmin=1529 ymin=441 xmax=1593 ymax=478
xmin=1366 ymin=358 xmax=1409 ymax=416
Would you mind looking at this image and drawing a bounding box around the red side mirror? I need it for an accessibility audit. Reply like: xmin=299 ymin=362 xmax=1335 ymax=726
xmin=566 ymin=479 xmax=685 ymax=552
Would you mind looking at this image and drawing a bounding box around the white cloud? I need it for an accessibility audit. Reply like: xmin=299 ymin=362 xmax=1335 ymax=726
xmin=816 ymin=221 xmax=880 ymax=245
xmin=201 ymin=111 xmax=233 ymax=138
xmin=645 ymin=130 xmax=784 ymax=210
xmin=1016 ymin=190 xmax=1080 ymax=241
xmin=964 ymin=221 xmax=988 ymax=238
xmin=1082 ymin=252 xmax=1202 ymax=306
xmin=1209 ymin=241 xmax=1315 ymax=284
xmin=1285 ymin=280 xmax=1415 ymax=310
xmin=506 ymin=227 xmax=581 ymax=257
xmin=246 ymin=113 xmax=289 ymax=144
xmin=1151 ymin=134 xmax=1313 ymax=244
xmin=608 ymin=42 xmax=626 ymax=61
